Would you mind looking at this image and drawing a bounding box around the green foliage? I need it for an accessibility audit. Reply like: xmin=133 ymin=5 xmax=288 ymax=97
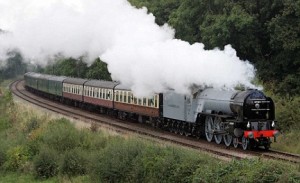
xmin=90 ymin=138 xmax=143 ymax=182
xmin=43 ymin=56 xmax=112 ymax=80
xmin=129 ymin=0 xmax=180 ymax=26
xmin=44 ymin=56 xmax=88 ymax=78
xmin=24 ymin=117 xmax=40 ymax=134
xmin=0 ymin=148 xmax=6 ymax=168
xmin=85 ymin=58 xmax=112 ymax=80
xmin=130 ymin=145 xmax=211 ymax=183
xmin=41 ymin=118 xmax=82 ymax=152
xmin=33 ymin=148 xmax=59 ymax=179
xmin=193 ymin=159 xmax=300 ymax=183
xmin=276 ymin=97 xmax=300 ymax=131
xmin=3 ymin=146 xmax=29 ymax=171
xmin=264 ymin=89 xmax=300 ymax=131
xmin=90 ymin=138 xmax=216 ymax=183
xmin=271 ymin=129 xmax=300 ymax=154
xmin=61 ymin=148 xmax=87 ymax=176
xmin=168 ymin=0 xmax=209 ymax=43
xmin=0 ymin=116 xmax=10 ymax=132
xmin=0 ymin=50 xmax=27 ymax=80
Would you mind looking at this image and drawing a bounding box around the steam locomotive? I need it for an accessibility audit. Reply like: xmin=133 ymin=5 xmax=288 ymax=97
xmin=24 ymin=72 xmax=279 ymax=150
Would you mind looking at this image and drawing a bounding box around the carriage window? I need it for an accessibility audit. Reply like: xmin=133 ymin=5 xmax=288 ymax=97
xmin=107 ymin=90 xmax=111 ymax=100
xmin=116 ymin=91 xmax=119 ymax=102
xmin=138 ymin=98 xmax=142 ymax=105
xmin=148 ymin=98 xmax=154 ymax=107
xmin=143 ymin=98 xmax=147 ymax=106
xmin=134 ymin=97 xmax=137 ymax=104
xmin=100 ymin=89 xmax=103 ymax=99
xmin=95 ymin=88 xmax=98 ymax=98
xmin=154 ymin=95 xmax=158 ymax=108
xmin=120 ymin=91 xmax=123 ymax=102
xmin=124 ymin=92 xmax=127 ymax=103
xmin=128 ymin=92 xmax=132 ymax=104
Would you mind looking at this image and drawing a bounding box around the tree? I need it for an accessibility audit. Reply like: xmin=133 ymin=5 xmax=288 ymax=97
xmin=44 ymin=56 xmax=88 ymax=78
xmin=86 ymin=58 xmax=111 ymax=81
xmin=0 ymin=50 xmax=27 ymax=79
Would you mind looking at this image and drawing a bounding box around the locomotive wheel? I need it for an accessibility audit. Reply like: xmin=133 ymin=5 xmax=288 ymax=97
xmin=242 ymin=136 xmax=249 ymax=150
xmin=205 ymin=116 xmax=214 ymax=142
xmin=214 ymin=117 xmax=222 ymax=144
xmin=223 ymin=134 xmax=233 ymax=147
xmin=233 ymin=137 xmax=239 ymax=148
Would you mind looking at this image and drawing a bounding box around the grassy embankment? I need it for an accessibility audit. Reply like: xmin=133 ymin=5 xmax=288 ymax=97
xmin=0 ymin=85 xmax=299 ymax=182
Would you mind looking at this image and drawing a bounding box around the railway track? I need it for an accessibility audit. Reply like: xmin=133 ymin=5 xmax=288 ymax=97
xmin=10 ymin=80 xmax=300 ymax=164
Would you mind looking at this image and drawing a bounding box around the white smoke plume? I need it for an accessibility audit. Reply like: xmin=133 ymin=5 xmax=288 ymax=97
xmin=0 ymin=0 xmax=257 ymax=96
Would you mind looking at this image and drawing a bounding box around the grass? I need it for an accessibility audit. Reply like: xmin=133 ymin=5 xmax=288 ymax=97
xmin=0 ymin=172 xmax=89 ymax=183
xmin=271 ymin=129 xmax=300 ymax=154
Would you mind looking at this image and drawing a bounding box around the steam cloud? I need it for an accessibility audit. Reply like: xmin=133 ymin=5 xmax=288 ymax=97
xmin=0 ymin=0 xmax=257 ymax=96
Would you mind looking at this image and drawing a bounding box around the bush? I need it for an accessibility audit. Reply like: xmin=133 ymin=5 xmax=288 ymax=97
xmin=90 ymin=138 xmax=144 ymax=182
xmin=24 ymin=117 xmax=40 ymax=133
xmin=33 ymin=148 xmax=59 ymax=179
xmin=0 ymin=116 xmax=11 ymax=132
xmin=275 ymin=96 xmax=300 ymax=131
xmin=61 ymin=148 xmax=87 ymax=176
xmin=192 ymin=159 xmax=299 ymax=183
xmin=3 ymin=146 xmax=29 ymax=171
xmin=41 ymin=118 xmax=81 ymax=152
xmin=130 ymin=145 xmax=213 ymax=183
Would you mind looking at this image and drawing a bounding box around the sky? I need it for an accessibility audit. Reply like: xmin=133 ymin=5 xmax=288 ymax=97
xmin=0 ymin=0 xmax=257 ymax=96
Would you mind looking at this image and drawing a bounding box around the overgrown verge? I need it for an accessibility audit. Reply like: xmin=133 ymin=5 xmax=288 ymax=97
xmin=264 ymin=90 xmax=300 ymax=154
xmin=0 ymin=88 xmax=300 ymax=182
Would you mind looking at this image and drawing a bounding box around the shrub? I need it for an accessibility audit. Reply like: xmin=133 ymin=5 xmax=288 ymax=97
xmin=24 ymin=117 xmax=40 ymax=133
xmin=192 ymin=159 xmax=299 ymax=183
xmin=33 ymin=148 xmax=59 ymax=179
xmin=264 ymin=90 xmax=300 ymax=132
xmin=41 ymin=118 xmax=81 ymax=152
xmin=0 ymin=117 xmax=11 ymax=132
xmin=130 ymin=145 xmax=213 ymax=183
xmin=90 ymin=138 xmax=144 ymax=182
xmin=3 ymin=145 xmax=29 ymax=171
xmin=61 ymin=148 xmax=87 ymax=176
xmin=76 ymin=130 xmax=108 ymax=151
xmin=90 ymin=122 xmax=98 ymax=132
